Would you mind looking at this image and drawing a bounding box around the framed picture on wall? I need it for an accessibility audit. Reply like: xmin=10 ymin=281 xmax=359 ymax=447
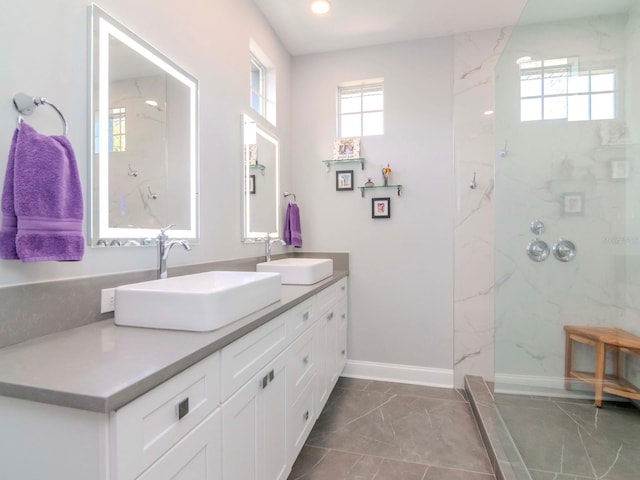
xmin=562 ymin=192 xmax=583 ymax=215
xmin=336 ymin=170 xmax=354 ymax=191
xmin=333 ymin=138 xmax=361 ymax=159
xmin=610 ymin=159 xmax=630 ymax=180
xmin=372 ymin=197 xmax=391 ymax=218
xmin=249 ymin=174 xmax=256 ymax=194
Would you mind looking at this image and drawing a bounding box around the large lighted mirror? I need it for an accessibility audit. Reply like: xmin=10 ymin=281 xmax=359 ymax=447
xmin=243 ymin=115 xmax=280 ymax=242
xmin=89 ymin=5 xmax=199 ymax=246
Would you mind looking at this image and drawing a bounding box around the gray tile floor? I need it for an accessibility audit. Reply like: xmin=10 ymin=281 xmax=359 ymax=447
xmin=288 ymin=377 xmax=496 ymax=480
xmin=496 ymin=394 xmax=640 ymax=480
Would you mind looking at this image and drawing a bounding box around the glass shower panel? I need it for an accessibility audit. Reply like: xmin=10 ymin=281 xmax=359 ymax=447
xmin=494 ymin=0 xmax=640 ymax=478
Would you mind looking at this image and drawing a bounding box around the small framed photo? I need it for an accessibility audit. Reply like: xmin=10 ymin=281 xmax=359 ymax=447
xmin=611 ymin=159 xmax=630 ymax=180
xmin=333 ymin=138 xmax=360 ymax=159
xmin=372 ymin=197 xmax=391 ymax=219
xmin=336 ymin=170 xmax=354 ymax=191
xmin=249 ymin=174 xmax=256 ymax=194
xmin=562 ymin=192 xmax=583 ymax=216
xmin=248 ymin=144 xmax=258 ymax=165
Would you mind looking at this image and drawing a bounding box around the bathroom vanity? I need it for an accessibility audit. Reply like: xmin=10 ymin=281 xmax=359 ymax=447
xmin=0 ymin=272 xmax=348 ymax=479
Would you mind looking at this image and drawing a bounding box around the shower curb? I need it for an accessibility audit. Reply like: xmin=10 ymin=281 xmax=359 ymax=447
xmin=465 ymin=375 xmax=532 ymax=480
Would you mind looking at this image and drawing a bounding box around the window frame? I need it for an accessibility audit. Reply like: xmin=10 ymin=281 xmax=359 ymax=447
xmin=250 ymin=54 xmax=266 ymax=117
xmin=338 ymin=82 xmax=384 ymax=137
xmin=519 ymin=58 xmax=616 ymax=122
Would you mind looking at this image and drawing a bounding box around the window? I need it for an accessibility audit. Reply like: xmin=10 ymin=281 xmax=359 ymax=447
xmin=109 ymin=107 xmax=126 ymax=152
xmin=250 ymin=55 xmax=265 ymax=116
xmin=94 ymin=107 xmax=126 ymax=154
xmin=249 ymin=39 xmax=276 ymax=125
xmin=520 ymin=58 xmax=616 ymax=122
xmin=338 ymin=82 xmax=384 ymax=137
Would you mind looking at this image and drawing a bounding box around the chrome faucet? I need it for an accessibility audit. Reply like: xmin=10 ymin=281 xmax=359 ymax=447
xmin=157 ymin=224 xmax=192 ymax=279
xmin=262 ymin=234 xmax=285 ymax=262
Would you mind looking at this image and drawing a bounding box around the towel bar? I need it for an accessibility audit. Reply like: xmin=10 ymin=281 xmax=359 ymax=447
xmin=13 ymin=92 xmax=68 ymax=136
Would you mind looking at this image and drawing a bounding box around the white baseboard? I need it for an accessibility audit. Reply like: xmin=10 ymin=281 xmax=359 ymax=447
xmin=494 ymin=373 xmax=620 ymax=401
xmin=342 ymin=360 xmax=454 ymax=388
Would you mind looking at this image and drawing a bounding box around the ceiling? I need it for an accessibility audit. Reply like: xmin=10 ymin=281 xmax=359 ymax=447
xmin=252 ymin=0 xmax=528 ymax=56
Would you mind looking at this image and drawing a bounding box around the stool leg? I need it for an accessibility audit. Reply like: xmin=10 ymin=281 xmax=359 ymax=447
xmin=595 ymin=341 xmax=605 ymax=408
xmin=565 ymin=334 xmax=572 ymax=390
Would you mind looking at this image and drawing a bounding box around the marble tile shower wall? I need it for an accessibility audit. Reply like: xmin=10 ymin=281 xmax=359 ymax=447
xmin=493 ymin=14 xmax=639 ymax=391
xmin=453 ymin=27 xmax=510 ymax=388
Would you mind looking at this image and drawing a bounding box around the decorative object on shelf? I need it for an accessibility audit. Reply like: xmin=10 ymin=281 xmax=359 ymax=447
xmin=364 ymin=178 xmax=374 ymax=187
xmin=333 ymin=138 xmax=360 ymax=159
xmin=561 ymin=192 xmax=583 ymax=216
xmin=247 ymin=144 xmax=257 ymax=165
xmin=371 ymin=197 xmax=391 ymax=219
xmin=610 ymin=159 xmax=630 ymax=180
xmin=336 ymin=170 xmax=354 ymax=191
xmin=381 ymin=163 xmax=391 ymax=186
xmin=249 ymin=175 xmax=256 ymax=194
xmin=147 ymin=186 xmax=158 ymax=200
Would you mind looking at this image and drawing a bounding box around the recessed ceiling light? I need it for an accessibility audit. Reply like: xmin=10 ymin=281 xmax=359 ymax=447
xmin=484 ymin=110 xmax=494 ymax=116
xmin=145 ymin=100 xmax=159 ymax=107
xmin=311 ymin=0 xmax=331 ymax=15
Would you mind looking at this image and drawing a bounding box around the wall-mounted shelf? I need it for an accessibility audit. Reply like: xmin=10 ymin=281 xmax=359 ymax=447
xmin=358 ymin=184 xmax=403 ymax=197
xmin=322 ymin=158 xmax=365 ymax=172
xmin=250 ymin=163 xmax=266 ymax=175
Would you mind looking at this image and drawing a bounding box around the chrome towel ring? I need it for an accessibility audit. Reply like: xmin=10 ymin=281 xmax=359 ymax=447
xmin=13 ymin=92 xmax=68 ymax=136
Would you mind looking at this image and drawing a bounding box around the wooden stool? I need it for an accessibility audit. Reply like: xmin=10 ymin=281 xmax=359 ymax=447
xmin=564 ymin=326 xmax=640 ymax=407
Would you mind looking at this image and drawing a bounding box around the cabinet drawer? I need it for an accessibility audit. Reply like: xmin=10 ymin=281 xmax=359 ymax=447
xmin=316 ymin=278 xmax=348 ymax=313
xmin=286 ymin=296 xmax=316 ymax=342
xmin=137 ymin=409 xmax=221 ymax=480
xmin=112 ymin=353 xmax=220 ymax=480
xmin=221 ymin=313 xmax=287 ymax=400
xmin=288 ymin=377 xmax=316 ymax=462
xmin=287 ymin=326 xmax=316 ymax=405
xmin=335 ymin=277 xmax=348 ymax=299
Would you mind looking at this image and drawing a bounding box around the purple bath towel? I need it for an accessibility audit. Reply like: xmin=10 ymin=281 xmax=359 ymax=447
xmin=0 ymin=123 xmax=84 ymax=262
xmin=284 ymin=203 xmax=302 ymax=248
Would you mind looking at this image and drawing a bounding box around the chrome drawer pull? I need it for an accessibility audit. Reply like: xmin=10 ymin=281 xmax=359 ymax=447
xmin=341 ymin=313 xmax=346 ymax=319
xmin=303 ymin=355 xmax=310 ymax=365
xmin=260 ymin=375 xmax=269 ymax=389
xmin=302 ymin=312 xmax=309 ymax=321
xmin=327 ymin=312 xmax=334 ymax=321
xmin=303 ymin=410 xmax=310 ymax=421
xmin=341 ymin=285 xmax=345 ymax=291
xmin=269 ymin=369 xmax=275 ymax=382
xmin=177 ymin=397 xmax=190 ymax=420
xmin=341 ymin=349 xmax=346 ymax=356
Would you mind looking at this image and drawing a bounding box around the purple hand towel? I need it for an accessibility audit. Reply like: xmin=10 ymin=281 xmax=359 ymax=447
xmin=0 ymin=123 xmax=84 ymax=262
xmin=284 ymin=203 xmax=302 ymax=248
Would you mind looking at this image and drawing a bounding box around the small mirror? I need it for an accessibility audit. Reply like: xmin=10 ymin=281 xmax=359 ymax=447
xmin=89 ymin=5 xmax=199 ymax=246
xmin=243 ymin=115 xmax=280 ymax=241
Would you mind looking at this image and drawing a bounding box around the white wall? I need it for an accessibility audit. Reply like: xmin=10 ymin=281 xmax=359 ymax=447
xmin=290 ymin=39 xmax=455 ymax=376
xmin=0 ymin=0 xmax=291 ymax=287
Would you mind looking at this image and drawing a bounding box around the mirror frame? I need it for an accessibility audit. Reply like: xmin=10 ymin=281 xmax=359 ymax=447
xmin=242 ymin=114 xmax=280 ymax=242
xmin=88 ymin=4 xmax=199 ymax=246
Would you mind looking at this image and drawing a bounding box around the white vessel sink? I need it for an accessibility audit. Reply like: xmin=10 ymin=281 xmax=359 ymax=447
xmin=114 ymin=271 xmax=282 ymax=331
xmin=256 ymin=258 xmax=333 ymax=285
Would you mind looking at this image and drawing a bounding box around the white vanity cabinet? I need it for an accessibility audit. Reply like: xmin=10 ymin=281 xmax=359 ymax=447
xmin=0 ymin=274 xmax=348 ymax=480
xmin=315 ymin=278 xmax=348 ymax=412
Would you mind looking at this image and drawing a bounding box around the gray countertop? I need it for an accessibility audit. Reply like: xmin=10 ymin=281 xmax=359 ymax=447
xmin=0 ymin=271 xmax=348 ymax=413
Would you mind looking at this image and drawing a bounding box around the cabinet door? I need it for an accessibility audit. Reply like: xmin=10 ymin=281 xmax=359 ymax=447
xmin=260 ymin=351 xmax=288 ymax=480
xmin=222 ymin=350 xmax=288 ymax=480
xmin=315 ymin=311 xmax=329 ymax=411
xmin=137 ymin=409 xmax=221 ymax=480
